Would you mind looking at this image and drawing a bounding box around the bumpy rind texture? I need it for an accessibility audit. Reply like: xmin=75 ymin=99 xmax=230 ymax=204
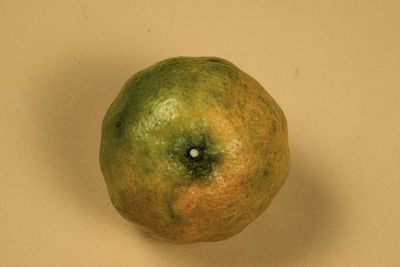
xmin=99 ymin=57 xmax=289 ymax=243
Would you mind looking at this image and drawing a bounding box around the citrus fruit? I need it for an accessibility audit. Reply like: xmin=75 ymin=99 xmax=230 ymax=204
xmin=99 ymin=57 xmax=289 ymax=243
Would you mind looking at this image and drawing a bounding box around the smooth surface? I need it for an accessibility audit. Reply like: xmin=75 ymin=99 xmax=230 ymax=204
xmin=1 ymin=1 xmax=399 ymax=266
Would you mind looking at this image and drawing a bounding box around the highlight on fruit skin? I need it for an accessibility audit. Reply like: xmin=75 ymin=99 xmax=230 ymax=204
xmin=99 ymin=56 xmax=290 ymax=243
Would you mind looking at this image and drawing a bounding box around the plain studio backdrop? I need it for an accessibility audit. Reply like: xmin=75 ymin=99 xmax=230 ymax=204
xmin=1 ymin=1 xmax=399 ymax=266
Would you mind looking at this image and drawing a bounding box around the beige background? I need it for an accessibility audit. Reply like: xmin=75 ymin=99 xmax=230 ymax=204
xmin=1 ymin=1 xmax=400 ymax=266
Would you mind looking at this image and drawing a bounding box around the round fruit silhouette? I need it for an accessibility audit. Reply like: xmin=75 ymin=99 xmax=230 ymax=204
xmin=99 ymin=57 xmax=289 ymax=243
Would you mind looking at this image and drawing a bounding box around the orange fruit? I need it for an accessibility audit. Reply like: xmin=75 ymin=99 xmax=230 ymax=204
xmin=99 ymin=57 xmax=289 ymax=243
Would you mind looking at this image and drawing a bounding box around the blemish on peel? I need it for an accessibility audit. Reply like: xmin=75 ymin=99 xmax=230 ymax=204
xmin=153 ymin=98 xmax=180 ymax=121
